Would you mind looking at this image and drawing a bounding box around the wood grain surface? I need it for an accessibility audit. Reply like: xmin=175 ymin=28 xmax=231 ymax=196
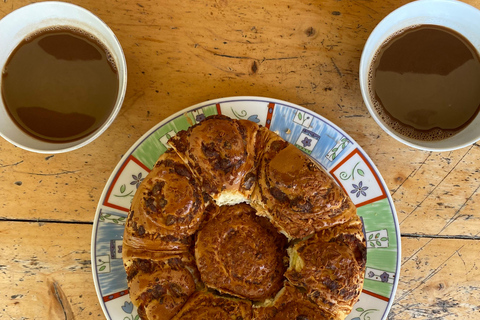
xmin=1 ymin=0 xmax=480 ymax=319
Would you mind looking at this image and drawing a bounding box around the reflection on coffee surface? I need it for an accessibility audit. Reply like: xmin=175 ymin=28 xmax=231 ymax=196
xmin=369 ymin=25 xmax=480 ymax=141
xmin=1 ymin=26 xmax=118 ymax=143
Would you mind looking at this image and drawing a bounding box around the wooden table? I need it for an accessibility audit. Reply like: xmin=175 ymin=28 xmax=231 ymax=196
xmin=1 ymin=0 xmax=480 ymax=319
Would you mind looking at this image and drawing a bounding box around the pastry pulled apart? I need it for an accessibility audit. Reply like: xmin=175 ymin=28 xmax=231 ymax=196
xmin=169 ymin=115 xmax=258 ymax=205
xmin=123 ymin=115 xmax=366 ymax=320
xmin=285 ymin=215 xmax=367 ymax=319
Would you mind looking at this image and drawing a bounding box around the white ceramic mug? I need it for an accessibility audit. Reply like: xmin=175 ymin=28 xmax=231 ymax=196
xmin=359 ymin=0 xmax=480 ymax=151
xmin=0 ymin=1 xmax=127 ymax=153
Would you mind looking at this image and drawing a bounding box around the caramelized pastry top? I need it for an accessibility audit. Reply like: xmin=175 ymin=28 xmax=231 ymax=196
xmin=195 ymin=203 xmax=287 ymax=301
xmin=252 ymin=127 xmax=356 ymax=239
xmin=168 ymin=115 xmax=259 ymax=203
xmin=285 ymin=215 xmax=366 ymax=319
xmin=171 ymin=291 xmax=253 ymax=320
xmin=253 ymin=283 xmax=337 ymax=320
xmin=125 ymin=252 xmax=199 ymax=320
xmin=128 ymin=149 xmax=206 ymax=239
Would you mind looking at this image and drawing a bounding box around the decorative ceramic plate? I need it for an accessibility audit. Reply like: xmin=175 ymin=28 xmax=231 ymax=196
xmin=91 ymin=96 xmax=401 ymax=320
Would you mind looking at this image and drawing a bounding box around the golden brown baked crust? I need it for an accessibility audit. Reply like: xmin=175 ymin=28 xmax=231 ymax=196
xmin=123 ymin=150 xmax=207 ymax=319
xmin=284 ymin=215 xmax=366 ymax=319
xmin=195 ymin=203 xmax=287 ymax=301
xmin=124 ymin=252 xmax=200 ymax=320
xmin=253 ymin=283 xmax=337 ymax=320
xmin=252 ymin=127 xmax=357 ymax=239
xmin=123 ymin=115 xmax=366 ymax=320
xmin=171 ymin=291 xmax=253 ymax=320
xmin=168 ymin=115 xmax=259 ymax=204
xmin=127 ymin=149 xmax=207 ymax=239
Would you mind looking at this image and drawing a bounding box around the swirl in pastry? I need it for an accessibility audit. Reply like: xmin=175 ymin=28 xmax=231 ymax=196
xmin=284 ymin=215 xmax=367 ymax=319
xmin=171 ymin=291 xmax=253 ymax=320
xmin=195 ymin=203 xmax=287 ymax=301
xmin=253 ymin=282 xmax=337 ymax=320
xmin=252 ymin=127 xmax=357 ymax=239
xmin=168 ymin=115 xmax=259 ymax=205
xmin=128 ymin=149 xmax=207 ymax=239
xmin=125 ymin=252 xmax=200 ymax=320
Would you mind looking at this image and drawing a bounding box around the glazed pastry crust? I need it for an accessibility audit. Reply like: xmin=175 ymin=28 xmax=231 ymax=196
xmin=123 ymin=115 xmax=366 ymax=320
xmin=124 ymin=252 xmax=200 ymax=320
xmin=168 ymin=115 xmax=259 ymax=205
xmin=284 ymin=215 xmax=367 ymax=319
xmin=127 ymin=149 xmax=207 ymax=239
xmin=195 ymin=203 xmax=287 ymax=301
xmin=252 ymin=127 xmax=357 ymax=239
xmin=171 ymin=291 xmax=253 ymax=320
xmin=253 ymin=282 xmax=337 ymax=320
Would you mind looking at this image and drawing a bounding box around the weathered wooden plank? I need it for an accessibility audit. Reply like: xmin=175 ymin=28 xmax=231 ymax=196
xmin=2 ymin=222 xmax=480 ymax=319
xmin=394 ymin=146 xmax=480 ymax=237
xmin=1 ymin=0 xmax=479 ymax=236
xmin=390 ymin=236 xmax=480 ymax=319
xmin=0 ymin=221 xmax=103 ymax=319
xmin=1 ymin=0 xmax=480 ymax=236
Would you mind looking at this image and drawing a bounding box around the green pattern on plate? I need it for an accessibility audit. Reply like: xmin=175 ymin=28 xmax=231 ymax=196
xmin=358 ymin=198 xmax=397 ymax=297
xmin=200 ymin=104 xmax=218 ymax=117
xmin=132 ymin=105 xmax=219 ymax=169
xmin=363 ymin=278 xmax=392 ymax=299
xmin=132 ymin=116 xmax=190 ymax=169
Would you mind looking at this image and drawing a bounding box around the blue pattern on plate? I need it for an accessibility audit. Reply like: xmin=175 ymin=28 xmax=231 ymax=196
xmin=95 ymin=210 xmax=129 ymax=296
xmin=269 ymin=103 xmax=355 ymax=170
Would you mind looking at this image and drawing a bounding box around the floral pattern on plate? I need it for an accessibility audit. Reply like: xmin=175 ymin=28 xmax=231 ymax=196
xmin=216 ymin=100 xmax=273 ymax=127
xmin=346 ymin=293 xmax=389 ymax=320
xmin=104 ymin=156 xmax=150 ymax=213
xmin=330 ymin=149 xmax=387 ymax=207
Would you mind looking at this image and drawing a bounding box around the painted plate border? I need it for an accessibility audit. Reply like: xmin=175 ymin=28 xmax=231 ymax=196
xmin=91 ymin=96 xmax=401 ymax=320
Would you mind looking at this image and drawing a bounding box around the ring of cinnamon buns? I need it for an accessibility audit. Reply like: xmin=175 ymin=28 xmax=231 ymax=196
xmin=123 ymin=115 xmax=366 ymax=320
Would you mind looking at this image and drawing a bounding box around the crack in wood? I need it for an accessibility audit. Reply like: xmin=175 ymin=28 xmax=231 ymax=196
xmin=14 ymin=170 xmax=80 ymax=177
xmin=396 ymin=245 xmax=465 ymax=305
xmin=263 ymin=56 xmax=300 ymax=61
xmin=401 ymin=233 xmax=480 ymax=240
xmin=213 ymin=52 xmax=252 ymax=59
xmin=399 ymin=145 xmax=474 ymax=225
xmin=0 ymin=218 xmax=93 ymax=225
xmin=330 ymin=57 xmax=343 ymax=77
xmin=0 ymin=160 xmax=24 ymax=168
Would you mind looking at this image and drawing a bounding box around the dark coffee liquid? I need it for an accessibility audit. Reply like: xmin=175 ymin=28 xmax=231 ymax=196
xmin=1 ymin=27 xmax=118 ymax=143
xmin=369 ymin=25 xmax=480 ymax=141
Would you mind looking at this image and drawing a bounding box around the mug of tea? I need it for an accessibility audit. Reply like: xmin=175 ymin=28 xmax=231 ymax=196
xmin=359 ymin=0 xmax=480 ymax=151
xmin=0 ymin=1 xmax=127 ymax=153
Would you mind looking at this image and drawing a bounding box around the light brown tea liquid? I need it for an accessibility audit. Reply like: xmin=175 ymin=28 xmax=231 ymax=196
xmin=369 ymin=25 xmax=480 ymax=141
xmin=1 ymin=27 xmax=119 ymax=143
